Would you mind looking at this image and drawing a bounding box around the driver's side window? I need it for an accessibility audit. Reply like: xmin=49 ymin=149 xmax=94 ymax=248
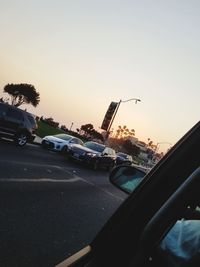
xmin=155 ymin=208 xmax=200 ymax=267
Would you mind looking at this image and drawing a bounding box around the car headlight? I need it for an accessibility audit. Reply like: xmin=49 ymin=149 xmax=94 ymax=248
xmin=85 ymin=152 xmax=96 ymax=157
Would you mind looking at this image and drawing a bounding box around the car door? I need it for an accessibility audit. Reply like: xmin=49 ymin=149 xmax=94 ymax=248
xmin=3 ymin=107 xmax=24 ymax=134
xmin=55 ymin=121 xmax=200 ymax=267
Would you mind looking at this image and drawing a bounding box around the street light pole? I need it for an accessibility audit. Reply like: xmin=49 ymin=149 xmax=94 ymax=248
xmin=106 ymin=98 xmax=141 ymax=138
xmin=70 ymin=122 xmax=73 ymax=131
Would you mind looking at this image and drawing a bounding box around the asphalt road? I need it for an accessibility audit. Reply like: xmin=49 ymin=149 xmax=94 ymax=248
xmin=0 ymin=139 xmax=127 ymax=267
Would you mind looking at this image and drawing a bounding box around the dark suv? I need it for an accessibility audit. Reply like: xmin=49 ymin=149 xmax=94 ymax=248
xmin=0 ymin=102 xmax=38 ymax=146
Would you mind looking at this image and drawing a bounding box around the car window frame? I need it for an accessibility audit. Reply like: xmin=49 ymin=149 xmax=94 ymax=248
xmin=56 ymin=121 xmax=200 ymax=267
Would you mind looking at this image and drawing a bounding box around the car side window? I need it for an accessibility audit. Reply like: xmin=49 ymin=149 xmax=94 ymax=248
xmin=77 ymin=139 xmax=83 ymax=145
xmin=0 ymin=104 xmax=8 ymax=116
xmin=27 ymin=114 xmax=36 ymax=126
xmin=72 ymin=138 xmax=83 ymax=145
xmin=6 ymin=108 xmax=23 ymax=121
xmin=71 ymin=138 xmax=78 ymax=144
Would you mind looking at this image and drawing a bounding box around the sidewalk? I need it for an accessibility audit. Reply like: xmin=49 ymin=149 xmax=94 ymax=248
xmin=33 ymin=135 xmax=42 ymax=145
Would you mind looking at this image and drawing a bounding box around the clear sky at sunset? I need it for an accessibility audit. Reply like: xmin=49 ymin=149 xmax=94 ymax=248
xmin=0 ymin=0 xmax=199 ymax=152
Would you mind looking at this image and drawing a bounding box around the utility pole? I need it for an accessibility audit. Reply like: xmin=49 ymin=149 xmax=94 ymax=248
xmin=106 ymin=98 xmax=141 ymax=138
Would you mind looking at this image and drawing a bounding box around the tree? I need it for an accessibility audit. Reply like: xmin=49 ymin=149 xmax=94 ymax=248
xmin=80 ymin=124 xmax=94 ymax=136
xmin=80 ymin=123 xmax=103 ymax=142
xmin=115 ymin=125 xmax=135 ymax=139
xmin=4 ymin=83 xmax=40 ymax=107
xmin=61 ymin=125 xmax=68 ymax=132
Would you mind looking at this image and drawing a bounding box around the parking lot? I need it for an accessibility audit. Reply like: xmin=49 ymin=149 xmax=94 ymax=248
xmin=0 ymin=139 xmax=127 ymax=267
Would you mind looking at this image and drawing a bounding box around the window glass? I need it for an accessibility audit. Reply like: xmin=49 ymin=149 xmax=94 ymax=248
xmin=27 ymin=114 xmax=36 ymax=126
xmin=54 ymin=134 xmax=73 ymax=141
xmin=0 ymin=104 xmax=8 ymax=115
xmin=77 ymin=139 xmax=84 ymax=145
xmin=7 ymin=108 xmax=23 ymax=121
xmin=158 ymin=219 xmax=200 ymax=266
xmin=1 ymin=2 xmax=199 ymax=266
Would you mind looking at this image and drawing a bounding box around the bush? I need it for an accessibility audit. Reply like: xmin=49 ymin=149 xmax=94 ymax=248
xmin=36 ymin=121 xmax=64 ymax=138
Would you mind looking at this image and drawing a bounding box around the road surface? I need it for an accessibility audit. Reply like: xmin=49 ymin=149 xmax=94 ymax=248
xmin=0 ymin=139 xmax=127 ymax=267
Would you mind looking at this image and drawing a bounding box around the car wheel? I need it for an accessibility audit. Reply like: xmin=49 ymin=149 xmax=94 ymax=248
xmin=15 ymin=132 xmax=28 ymax=146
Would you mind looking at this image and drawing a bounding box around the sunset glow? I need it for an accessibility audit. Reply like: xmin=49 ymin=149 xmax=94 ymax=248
xmin=0 ymin=0 xmax=199 ymax=152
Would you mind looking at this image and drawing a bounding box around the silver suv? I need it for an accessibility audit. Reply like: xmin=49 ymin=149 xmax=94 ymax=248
xmin=0 ymin=102 xmax=38 ymax=146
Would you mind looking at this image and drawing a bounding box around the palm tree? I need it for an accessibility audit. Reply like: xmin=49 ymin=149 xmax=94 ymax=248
xmin=115 ymin=125 xmax=136 ymax=139
xmin=115 ymin=125 xmax=122 ymax=138
xmin=130 ymin=129 xmax=135 ymax=136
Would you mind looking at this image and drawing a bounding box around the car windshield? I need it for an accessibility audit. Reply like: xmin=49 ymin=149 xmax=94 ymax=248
xmin=0 ymin=1 xmax=199 ymax=267
xmin=54 ymin=134 xmax=73 ymax=141
xmin=84 ymin=141 xmax=105 ymax=153
xmin=117 ymin=153 xmax=129 ymax=159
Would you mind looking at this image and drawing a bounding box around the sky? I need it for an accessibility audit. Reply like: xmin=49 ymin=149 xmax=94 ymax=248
xmin=0 ymin=0 xmax=199 ymax=152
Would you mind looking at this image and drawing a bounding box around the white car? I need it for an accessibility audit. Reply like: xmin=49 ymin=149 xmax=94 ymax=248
xmin=41 ymin=133 xmax=84 ymax=152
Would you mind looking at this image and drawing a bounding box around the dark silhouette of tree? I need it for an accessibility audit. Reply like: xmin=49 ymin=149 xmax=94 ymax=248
xmin=90 ymin=129 xmax=104 ymax=142
xmin=80 ymin=123 xmax=103 ymax=142
xmin=4 ymin=83 xmax=40 ymax=107
xmin=61 ymin=125 xmax=68 ymax=132
xmin=80 ymin=124 xmax=94 ymax=135
xmin=115 ymin=125 xmax=135 ymax=139
xmin=43 ymin=117 xmax=59 ymax=128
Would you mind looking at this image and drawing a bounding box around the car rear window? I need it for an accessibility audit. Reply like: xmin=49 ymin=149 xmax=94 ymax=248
xmin=27 ymin=114 xmax=36 ymax=126
xmin=54 ymin=134 xmax=73 ymax=141
xmin=7 ymin=108 xmax=23 ymax=121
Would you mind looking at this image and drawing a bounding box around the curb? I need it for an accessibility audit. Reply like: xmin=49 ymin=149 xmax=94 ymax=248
xmin=32 ymin=141 xmax=42 ymax=146
xmin=32 ymin=135 xmax=42 ymax=146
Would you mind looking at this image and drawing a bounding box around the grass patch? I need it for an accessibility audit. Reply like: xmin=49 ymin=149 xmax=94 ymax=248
xmin=36 ymin=121 xmax=65 ymax=138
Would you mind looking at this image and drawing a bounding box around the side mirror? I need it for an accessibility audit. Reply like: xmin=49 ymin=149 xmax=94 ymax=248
xmin=109 ymin=165 xmax=146 ymax=194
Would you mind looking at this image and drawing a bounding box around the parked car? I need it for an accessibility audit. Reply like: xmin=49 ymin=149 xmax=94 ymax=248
xmin=0 ymin=102 xmax=38 ymax=146
xmin=67 ymin=141 xmax=116 ymax=170
xmin=116 ymin=152 xmax=133 ymax=165
xmin=41 ymin=133 xmax=84 ymax=152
